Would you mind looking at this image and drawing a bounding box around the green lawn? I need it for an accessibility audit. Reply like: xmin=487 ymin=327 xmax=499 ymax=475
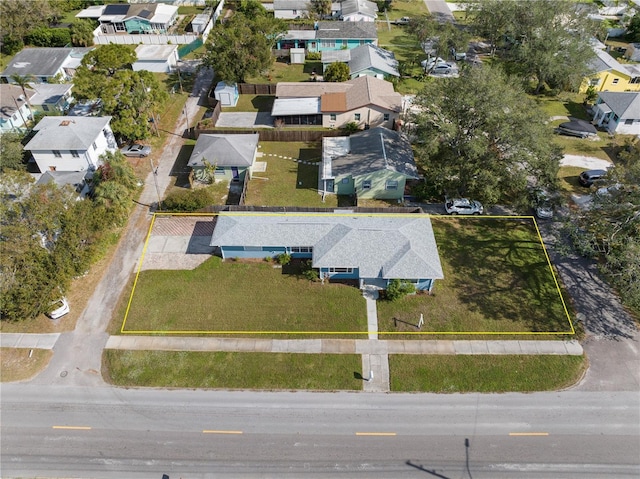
xmin=246 ymin=60 xmax=322 ymax=84
xmin=385 ymin=0 xmax=428 ymax=20
xmin=389 ymin=355 xmax=586 ymax=392
xmin=222 ymin=94 xmax=275 ymax=112
xmin=559 ymin=166 xmax=589 ymax=197
xmin=104 ymin=351 xmax=363 ymax=390
xmin=246 ymin=142 xmax=338 ymax=207
xmin=377 ymin=217 xmax=574 ymax=339
xmin=120 ymin=256 xmax=367 ymax=336
xmin=533 ymin=92 xmax=590 ymax=120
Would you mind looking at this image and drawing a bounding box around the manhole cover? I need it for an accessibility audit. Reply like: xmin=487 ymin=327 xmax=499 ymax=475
xmin=60 ymin=371 xmax=68 ymax=377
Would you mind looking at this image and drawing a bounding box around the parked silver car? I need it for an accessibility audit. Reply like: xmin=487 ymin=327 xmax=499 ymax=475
xmin=121 ymin=144 xmax=151 ymax=158
xmin=444 ymin=197 xmax=484 ymax=215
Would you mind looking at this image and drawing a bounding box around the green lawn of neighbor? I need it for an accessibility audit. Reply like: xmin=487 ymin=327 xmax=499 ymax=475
xmin=533 ymin=92 xmax=590 ymax=120
xmin=559 ymin=166 xmax=590 ymax=197
xmin=222 ymin=94 xmax=275 ymax=112
xmin=246 ymin=60 xmax=322 ymax=84
xmin=385 ymin=0 xmax=428 ymax=20
xmin=389 ymin=355 xmax=586 ymax=392
xmin=245 ymin=142 xmax=338 ymax=207
xmin=120 ymin=256 xmax=367 ymax=336
xmin=377 ymin=217 xmax=574 ymax=339
xmin=104 ymin=350 xmax=363 ymax=390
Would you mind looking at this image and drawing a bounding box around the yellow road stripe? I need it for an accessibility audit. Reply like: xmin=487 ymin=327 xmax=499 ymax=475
xmin=52 ymin=426 xmax=92 ymax=430
xmin=509 ymin=432 xmax=549 ymax=436
xmin=356 ymin=432 xmax=397 ymax=436
xmin=202 ymin=430 xmax=243 ymax=434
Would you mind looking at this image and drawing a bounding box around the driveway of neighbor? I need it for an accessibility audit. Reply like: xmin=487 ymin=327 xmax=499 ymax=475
xmin=216 ymin=112 xmax=273 ymax=128
xmin=561 ymin=154 xmax=613 ymax=170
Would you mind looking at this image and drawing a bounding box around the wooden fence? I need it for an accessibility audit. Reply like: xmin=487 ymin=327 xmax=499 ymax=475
xmin=237 ymin=83 xmax=277 ymax=95
xmin=194 ymin=127 xmax=346 ymax=142
xmin=198 ymin=205 xmax=424 ymax=214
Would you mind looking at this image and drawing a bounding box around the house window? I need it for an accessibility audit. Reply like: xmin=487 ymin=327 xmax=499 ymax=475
xmin=362 ymin=180 xmax=371 ymax=189
xmin=321 ymin=40 xmax=336 ymax=48
xmin=383 ymin=113 xmax=390 ymax=122
xmin=214 ymin=167 xmax=225 ymax=175
xmin=290 ymin=246 xmax=312 ymax=253
xmin=625 ymin=119 xmax=634 ymax=125
xmin=328 ymin=267 xmax=353 ymax=273
xmin=385 ymin=180 xmax=398 ymax=190
xmin=359 ymin=40 xmax=366 ymax=45
xmin=612 ymin=78 xmax=619 ymax=84
xmin=613 ymin=114 xmax=619 ymax=122
xmin=330 ymin=113 xmax=336 ymax=121
xmin=292 ymin=9 xmax=297 ymax=14
xmin=589 ymin=78 xmax=600 ymax=86
xmin=631 ymin=77 xmax=640 ymax=84
xmin=53 ymin=150 xmax=62 ymax=158
xmin=42 ymin=104 xmax=50 ymax=112
xmin=354 ymin=113 xmax=361 ymax=121
xmin=244 ymin=246 xmax=262 ymax=251
xmin=71 ymin=150 xmax=80 ymax=158
xmin=341 ymin=178 xmax=349 ymax=184
xmin=93 ymin=142 xmax=98 ymax=150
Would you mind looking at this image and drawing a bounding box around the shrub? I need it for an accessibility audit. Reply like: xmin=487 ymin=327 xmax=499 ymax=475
xmin=302 ymin=259 xmax=319 ymax=281
xmin=343 ymin=121 xmax=360 ymax=133
xmin=306 ymin=52 xmax=321 ymax=61
xmin=162 ymin=188 xmax=215 ymax=212
xmin=324 ymin=61 xmax=350 ymax=82
xmin=277 ymin=252 xmax=291 ymax=265
xmin=385 ymin=279 xmax=416 ymax=301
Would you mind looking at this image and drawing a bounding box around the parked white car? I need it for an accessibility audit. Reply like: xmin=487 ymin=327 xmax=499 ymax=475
xmin=444 ymin=197 xmax=484 ymax=215
xmin=49 ymin=298 xmax=70 ymax=320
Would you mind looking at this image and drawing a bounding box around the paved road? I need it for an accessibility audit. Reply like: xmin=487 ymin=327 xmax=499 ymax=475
xmin=1 ymin=384 xmax=638 ymax=478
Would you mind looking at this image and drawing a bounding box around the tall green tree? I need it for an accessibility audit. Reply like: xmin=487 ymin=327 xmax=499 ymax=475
xmin=10 ymin=74 xmax=36 ymax=122
xmin=408 ymin=15 xmax=470 ymax=63
xmin=410 ymin=65 xmax=561 ymax=206
xmin=0 ymin=132 xmax=27 ymax=172
xmin=324 ymin=62 xmax=350 ymax=82
xmin=0 ymin=0 xmax=57 ymax=53
xmin=73 ymin=45 xmax=167 ymax=141
xmin=202 ymin=12 xmax=287 ymax=83
xmin=69 ymin=19 xmax=95 ymax=47
xmin=465 ymin=0 xmax=597 ymax=93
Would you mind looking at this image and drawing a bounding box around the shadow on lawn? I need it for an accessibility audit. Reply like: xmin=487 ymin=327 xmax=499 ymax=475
xmin=170 ymin=144 xmax=195 ymax=188
xmin=296 ymin=147 xmax=322 ymax=191
xmin=434 ymin=218 xmax=569 ymax=332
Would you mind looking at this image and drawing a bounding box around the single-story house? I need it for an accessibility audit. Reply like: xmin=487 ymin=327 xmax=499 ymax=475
xmin=581 ymin=47 xmax=640 ymax=93
xmin=133 ymin=45 xmax=179 ymax=73
xmin=35 ymin=170 xmax=90 ymax=198
xmin=592 ymin=91 xmax=640 ymax=135
xmin=23 ymin=116 xmax=117 ymax=173
xmin=0 ymin=84 xmax=34 ymax=133
xmin=322 ymin=44 xmax=399 ymax=79
xmin=188 ymin=133 xmax=259 ymax=182
xmin=98 ymin=3 xmax=178 ymax=34
xmin=272 ymin=75 xmax=402 ymax=128
xmin=75 ymin=4 xmax=106 ymax=19
xmin=273 ymin=0 xmax=309 ymax=19
xmin=275 ymin=21 xmax=377 ymax=52
xmin=29 ymin=83 xmax=74 ymax=113
xmin=0 ymin=47 xmax=92 ymax=83
xmin=339 ymin=0 xmax=378 ymax=22
xmin=210 ymin=213 xmax=444 ymax=292
xmin=320 ymin=127 xmax=418 ymax=200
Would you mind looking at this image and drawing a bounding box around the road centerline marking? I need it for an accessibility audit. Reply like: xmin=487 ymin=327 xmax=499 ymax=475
xmin=202 ymin=430 xmax=243 ymax=434
xmin=355 ymin=432 xmax=397 ymax=436
xmin=52 ymin=426 xmax=92 ymax=430
xmin=509 ymin=432 xmax=549 ymax=436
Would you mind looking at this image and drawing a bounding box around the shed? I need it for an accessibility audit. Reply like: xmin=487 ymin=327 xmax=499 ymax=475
xmin=290 ymin=48 xmax=306 ymax=64
xmin=133 ymin=45 xmax=179 ymax=73
xmin=214 ymin=82 xmax=239 ymax=107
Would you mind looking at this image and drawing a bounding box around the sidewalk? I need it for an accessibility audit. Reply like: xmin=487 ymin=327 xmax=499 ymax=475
xmin=1 ymin=333 xmax=60 ymax=349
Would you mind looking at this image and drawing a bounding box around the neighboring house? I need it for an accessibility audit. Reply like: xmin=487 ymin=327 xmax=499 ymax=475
xmin=272 ymin=75 xmax=402 ymax=128
xmin=320 ymin=127 xmax=418 ymax=200
xmin=35 ymin=170 xmax=90 ymax=198
xmin=98 ymin=3 xmax=178 ymax=34
xmin=210 ymin=213 xmax=444 ymax=292
xmin=24 ymin=116 xmax=117 ymax=172
xmin=592 ymin=91 xmax=640 ymax=135
xmin=187 ymin=133 xmax=259 ymax=182
xmin=0 ymin=84 xmax=34 ymax=133
xmin=273 ymin=0 xmax=309 ymax=19
xmin=1 ymin=47 xmax=91 ymax=83
xmin=339 ymin=0 xmax=378 ymax=22
xmin=29 ymin=83 xmax=74 ymax=113
xmin=275 ymin=21 xmax=377 ymax=52
xmin=581 ymin=47 xmax=640 ymax=93
xmin=322 ymin=44 xmax=399 ymax=79
xmin=133 ymin=45 xmax=179 ymax=73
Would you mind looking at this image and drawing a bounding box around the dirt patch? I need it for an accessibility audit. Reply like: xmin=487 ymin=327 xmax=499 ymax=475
xmin=1 ymin=348 xmax=53 ymax=382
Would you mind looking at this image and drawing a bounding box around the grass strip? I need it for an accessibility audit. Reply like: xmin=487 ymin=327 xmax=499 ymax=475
xmin=389 ymin=355 xmax=585 ymax=393
xmin=1 ymin=348 xmax=52 ymax=382
xmin=104 ymin=350 xmax=363 ymax=390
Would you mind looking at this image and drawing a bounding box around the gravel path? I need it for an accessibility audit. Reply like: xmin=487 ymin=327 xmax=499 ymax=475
xmin=561 ymin=154 xmax=612 ymax=170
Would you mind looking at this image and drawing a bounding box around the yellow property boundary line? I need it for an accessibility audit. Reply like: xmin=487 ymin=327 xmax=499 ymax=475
xmin=120 ymin=212 xmax=575 ymax=336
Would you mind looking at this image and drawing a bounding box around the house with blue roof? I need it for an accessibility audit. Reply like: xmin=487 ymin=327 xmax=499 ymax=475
xmin=210 ymin=213 xmax=444 ymax=291
xmin=275 ymin=21 xmax=377 ymax=52
xmin=321 ymin=44 xmax=399 ymax=79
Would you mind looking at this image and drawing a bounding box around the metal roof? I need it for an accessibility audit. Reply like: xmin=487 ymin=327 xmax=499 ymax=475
xmin=272 ymin=97 xmax=321 ymax=116
xmin=24 ymin=116 xmax=113 ymax=151
xmin=188 ymin=134 xmax=259 ymax=168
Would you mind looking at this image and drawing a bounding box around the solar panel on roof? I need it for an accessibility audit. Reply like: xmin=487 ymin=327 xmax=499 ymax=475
xmin=103 ymin=4 xmax=129 ymax=14
xmin=140 ymin=9 xmax=152 ymax=18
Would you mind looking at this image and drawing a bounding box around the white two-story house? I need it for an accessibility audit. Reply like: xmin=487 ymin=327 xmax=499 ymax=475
xmin=24 ymin=116 xmax=117 ymax=173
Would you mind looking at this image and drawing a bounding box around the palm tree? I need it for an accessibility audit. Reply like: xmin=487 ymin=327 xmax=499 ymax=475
xmin=10 ymin=74 xmax=37 ymax=124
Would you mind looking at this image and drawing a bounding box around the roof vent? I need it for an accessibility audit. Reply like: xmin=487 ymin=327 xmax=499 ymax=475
xmin=59 ymin=120 xmax=75 ymax=126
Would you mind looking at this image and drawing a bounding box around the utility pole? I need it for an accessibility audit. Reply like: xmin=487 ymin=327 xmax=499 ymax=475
xmin=149 ymin=158 xmax=162 ymax=210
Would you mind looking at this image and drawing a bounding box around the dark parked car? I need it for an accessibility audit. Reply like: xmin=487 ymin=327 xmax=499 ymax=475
xmin=578 ymin=169 xmax=607 ymax=187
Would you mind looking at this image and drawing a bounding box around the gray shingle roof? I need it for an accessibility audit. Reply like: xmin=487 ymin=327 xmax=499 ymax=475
xmin=597 ymin=91 xmax=640 ymax=119
xmin=273 ymin=0 xmax=308 ymax=10
xmin=315 ymin=21 xmax=377 ymax=39
xmin=188 ymin=134 xmax=259 ymax=168
xmin=24 ymin=116 xmax=112 ymax=151
xmin=340 ymin=0 xmax=378 ymax=18
xmin=1 ymin=48 xmax=73 ymax=78
xmin=327 ymin=127 xmax=418 ymax=179
xmin=0 ymin=84 xmax=36 ymax=120
xmin=348 ymin=44 xmax=398 ymax=77
xmin=210 ymin=213 xmax=444 ymax=280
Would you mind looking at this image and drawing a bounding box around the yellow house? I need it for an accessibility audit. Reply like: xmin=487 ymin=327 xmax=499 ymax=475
xmin=581 ymin=48 xmax=640 ymax=93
